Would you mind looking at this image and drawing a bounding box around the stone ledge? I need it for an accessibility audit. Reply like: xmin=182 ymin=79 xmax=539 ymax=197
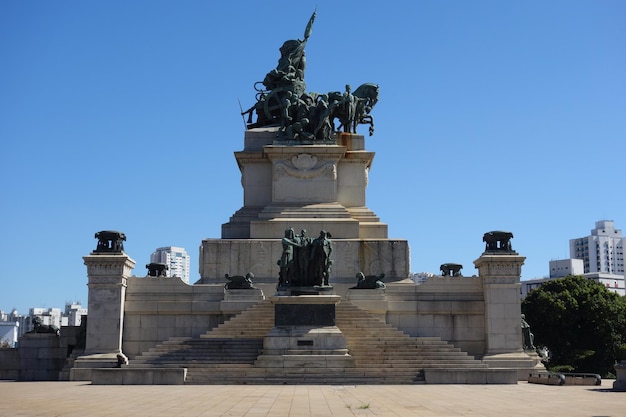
xmin=90 ymin=368 xmax=187 ymax=385
xmin=424 ymin=368 xmax=517 ymax=384
xmin=528 ymin=372 xmax=564 ymax=385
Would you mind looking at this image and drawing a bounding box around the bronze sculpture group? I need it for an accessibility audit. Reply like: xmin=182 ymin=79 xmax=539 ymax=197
xmin=241 ymin=11 xmax=379 ymax=141
xmin=94 ymin=230 xmax=126 ymax=253
xmin=351 ymin=272 xmax=386 ymax=289
xmin=278 ymin=229 xmax=333 ymax=288
xmin=482 ymin=231 xmax=515 ymax=253
xmin=29 ymin=316 xmax=60 ymax=336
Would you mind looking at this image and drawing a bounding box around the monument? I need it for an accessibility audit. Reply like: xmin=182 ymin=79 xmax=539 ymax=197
xmin=198 ymin=11 xmax=408 ymax=292
xmin=63 ymin=11 xmax=540 ymax=385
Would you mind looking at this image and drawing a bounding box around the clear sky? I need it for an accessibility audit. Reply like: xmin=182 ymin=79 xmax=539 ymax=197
xmin=1 ymin=1 xmax=624 ymax=314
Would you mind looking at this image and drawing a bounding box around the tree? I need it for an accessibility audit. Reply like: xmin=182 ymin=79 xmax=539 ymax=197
xmin=522 ymin=275 xmax=626 ymax=376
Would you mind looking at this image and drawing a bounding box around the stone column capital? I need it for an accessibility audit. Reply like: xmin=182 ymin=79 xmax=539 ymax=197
xmin=473 ymin=254 xmax=526 ymax=280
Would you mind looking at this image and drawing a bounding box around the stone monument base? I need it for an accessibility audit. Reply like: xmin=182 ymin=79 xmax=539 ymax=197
xmin=481 ymin=352 xmax=544 ymax=380
xmin=276 ymin=285 xmax=334 ymax=296
xmin=255 ymin=295 xmax=354 ymax=369
xmin=220 ymin=288 xmax=265 ymax=314
xmin=199 ymin=239 xmax=410 ymax=283
xmin=70 ymin=352 xmax=128 ymax=381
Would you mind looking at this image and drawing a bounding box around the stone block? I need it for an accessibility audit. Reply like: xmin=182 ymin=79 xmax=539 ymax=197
xmin=90 ymin=368 xmax=187 ymax=385
xmin=424 ymin=368 xmax=518 ymax=384
xmin=275 ymin=304 xmax=335 ymax=326
xmin=199 ymin=239 xmax=409 ymax=283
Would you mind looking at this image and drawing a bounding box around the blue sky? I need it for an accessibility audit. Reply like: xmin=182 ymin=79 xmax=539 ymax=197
xmin=1 ymin=1 xmax=624 ymax=314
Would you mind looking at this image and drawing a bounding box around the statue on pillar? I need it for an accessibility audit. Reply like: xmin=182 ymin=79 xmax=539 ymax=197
xmin=440 ymin=263 xmax=463 ymax=277
xmin=240 ymin=10 xmax=379 ymax=140
xmin=94 ymin=230 xmax=126 ymax=253
xmin=482 ymin=231 xmax=516 ymax=253
xmin=146 ymin=263 xmax=168 ymax=277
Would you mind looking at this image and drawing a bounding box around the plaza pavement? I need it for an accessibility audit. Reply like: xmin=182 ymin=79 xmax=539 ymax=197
xmin=0 ymin=380 xmax=622 ymax=417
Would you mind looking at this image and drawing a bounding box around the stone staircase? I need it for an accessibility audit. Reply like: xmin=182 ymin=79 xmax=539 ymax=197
xmin=128 ymin=299 xmax=487 ymax=384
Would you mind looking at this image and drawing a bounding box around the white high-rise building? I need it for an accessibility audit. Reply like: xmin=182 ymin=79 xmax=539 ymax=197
xmin=521 ymin=220 xmax=625 ymax=298
xmin=65 ymin=302 xmax=88 ymax=326
xmin=569 ymin=220 xmax=625 ymax=296
xmin=150 ymin=246 xmax=191 ymax=284
xmin=570 ymin=220 xmax=624 ymax=276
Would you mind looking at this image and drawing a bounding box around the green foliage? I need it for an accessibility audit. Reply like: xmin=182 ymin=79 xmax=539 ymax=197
xmin=617 ymin=343 xmax=626 ymax=361
xmin=522 ymin=275 xmax=626 ymax=377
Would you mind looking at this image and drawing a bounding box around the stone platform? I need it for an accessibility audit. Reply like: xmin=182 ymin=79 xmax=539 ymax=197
xmin=255 ymin=295 xmax=354 ymax=369
xmin=199 ymin=238 xmax=410 ymax=283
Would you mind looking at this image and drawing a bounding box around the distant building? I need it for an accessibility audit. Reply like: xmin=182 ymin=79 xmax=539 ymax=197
xmin=64 ymin=302 xmax=88 ymax=327
xmin=150 ymin=246 xmax=191 ymax=284
xmin=570 ymin=220 xmax=624 ymax=296
xmin=0 ymin=321 xmax=19 ymax=347
xmin=521 ymin=277 xmax=559 ymax=299
xmin=570 ymin=220 xmax=624 ymax=276
xmin=522 ymin=220 xmax=625 ymax=298
xmin=549 ymin=258 xmax=584 ymax=278
xmin=0 ymin=303 xmax=87 ymax=338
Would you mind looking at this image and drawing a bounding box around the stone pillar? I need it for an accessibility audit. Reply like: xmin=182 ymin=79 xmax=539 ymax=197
xmin=474 ymin=252 xmax=539 ymax=379
xmin=475 ymin=253 xmax=525 ymax=355
xmin=71 ymin=253 xmax=135 ymax=379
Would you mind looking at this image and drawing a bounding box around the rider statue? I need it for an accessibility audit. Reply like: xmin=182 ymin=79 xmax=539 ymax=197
xmin=240 ymin=11 xmax=379 ymax=141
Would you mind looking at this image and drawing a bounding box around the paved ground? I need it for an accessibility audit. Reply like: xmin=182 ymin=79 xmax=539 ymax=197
xmin=0 ymin=380 xmax=623 ymax=417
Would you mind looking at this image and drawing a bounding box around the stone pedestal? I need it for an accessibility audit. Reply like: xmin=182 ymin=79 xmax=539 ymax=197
xmin=474 ymin=253 xmax=540 ymax=379
xmin=222 ymin=128 xmax=387 ymax=240
xmin=220 ymin=288 xmax=265 ymax=315
xmin=199 ymin=238 xmax=410 ymax=284
xmin=208 ymin=127 xmax=410 ymax=289
xmin=345 ymin=288 xmax=388 ymax=320
xmin=18 ymin=333 xmax=64 ymax=381
xmin=255 ymin=295 xmax=354 ymax=368
xmin=71 ymin=253 xmax=135 ymax=380
xmin=614 ymin=361 xmax=626 ymax=391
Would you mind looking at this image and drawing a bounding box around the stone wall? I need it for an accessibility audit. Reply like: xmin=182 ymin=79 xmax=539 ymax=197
xmin=119 ymin=275 xmax=489 ymax=359
xmin=18 ymin=333 xmax=65 ymax=381
xmin=122 ymin=276 xmax=233 ymax=358
xmin=0 ymin=348 xmax=19 ymax=380
xmin=199 ymin=239 xmax=410 ymax=283
xmin=383 ymin=277 xmax=486 ymax=357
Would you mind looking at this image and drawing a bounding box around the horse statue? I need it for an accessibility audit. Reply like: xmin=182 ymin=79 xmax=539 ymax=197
xmin=332 ymin=83 xmax=379 ymax=136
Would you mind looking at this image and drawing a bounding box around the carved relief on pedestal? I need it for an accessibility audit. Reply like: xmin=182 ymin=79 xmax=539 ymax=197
xmin=275 ymin=153 xmax=336 ymax=180
xmin=249 ymin=241 xmax=272 ymax=276
xmin=85 ymin=262 xmax=131 ymax=277
xmin=84 ymin=256 xmax=136 ymax=278
xmin=487 ymin=262 xmax=521 ymax=276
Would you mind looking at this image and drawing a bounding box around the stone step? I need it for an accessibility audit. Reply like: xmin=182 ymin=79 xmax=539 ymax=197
xmin=127 ymin=298 xmax=487 ymax=385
